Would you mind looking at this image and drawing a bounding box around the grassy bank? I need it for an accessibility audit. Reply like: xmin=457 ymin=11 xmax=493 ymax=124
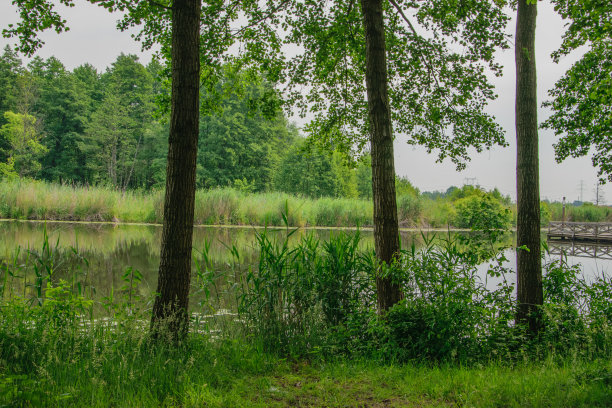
xmin=1 ymin=179 xmax=612 ymax=229
xmin=1 ymin=333 xmax=609 ymax=407
xmin=1 ymin=228 xmax=611 ymax=406
xmin=0 ymin=180 xmax=374 ymax=227
xmin=545 ymin=201 xmax=612 ymax=223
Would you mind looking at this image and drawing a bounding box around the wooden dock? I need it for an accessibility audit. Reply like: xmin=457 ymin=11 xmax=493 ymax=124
xmin=547 ymin=221 xmax=612 ymax=243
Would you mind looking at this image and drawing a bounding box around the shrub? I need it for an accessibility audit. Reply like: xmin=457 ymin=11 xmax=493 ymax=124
xmin=454 ymin=194 xmax=512 ymax=231
xmin=397 ymin=194 xmax=422 ymax=226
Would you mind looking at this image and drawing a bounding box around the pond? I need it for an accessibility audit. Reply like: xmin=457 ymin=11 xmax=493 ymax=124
xmin=0 ymin=220 xmax=609 ymax=308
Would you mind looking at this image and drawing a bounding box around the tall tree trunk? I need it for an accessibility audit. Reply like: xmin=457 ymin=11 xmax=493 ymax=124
xmin=150 ymin=0 xmax=201 ymax=340
xmin=515 ymin=0 xmax=543 ymax=334
xmin=360 ymin=0 xmax=402 ymax=311
xmin=123 ymin=131 xmax=143 ymax=192
xmin=110 ymin=137 xmax=117 ymax=187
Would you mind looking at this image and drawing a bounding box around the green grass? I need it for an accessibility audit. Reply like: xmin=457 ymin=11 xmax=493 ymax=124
xmin=2 ymin=179 xmax=612 ymax=231
xmin=0 ymin=180 xmax=440 ymax=228
xmin=547 ymin=201 xmax=612 ymax=223
xmin=0 ymin=330 xmax=609 ymax=408
xmin=0 ymin=180 xmax=158 ymax=223
xmin=1 ymin=228 xmax=611 ymax=407
xmin=0 ymin=180 xmax=375 ymax=227
xmin=232 ymin=358 xmax=612 ymax=408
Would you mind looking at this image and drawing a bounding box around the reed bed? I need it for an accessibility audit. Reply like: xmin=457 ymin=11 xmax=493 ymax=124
xmin=3 ymin=180 xmax=611 ymax=229
xmin=547 ymin=201 xmax=612 ymax=223
xmin=0 ymin=180 xmax=377 ymax=227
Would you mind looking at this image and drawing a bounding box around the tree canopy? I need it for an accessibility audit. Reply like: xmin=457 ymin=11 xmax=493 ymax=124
xmin=542 ymin=0 xmax=612 ymax=182
xmin=259 ymin=0 xmax=511 ymax=167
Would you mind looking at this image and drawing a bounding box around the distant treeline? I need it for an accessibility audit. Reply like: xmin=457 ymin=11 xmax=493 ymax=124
xmin=0 ymin=46 xmax=383 ymax=199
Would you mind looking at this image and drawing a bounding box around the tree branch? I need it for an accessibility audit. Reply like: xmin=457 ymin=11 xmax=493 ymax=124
xmin=147 ymin=0 xmax=171 ymax=11
xmin=387 ymin=0 xmax=420 ymax=38
xmin=387 ymin=0 xmax=457 ymax=115
xmin=230 ymin=0 xmax=290 ymax=38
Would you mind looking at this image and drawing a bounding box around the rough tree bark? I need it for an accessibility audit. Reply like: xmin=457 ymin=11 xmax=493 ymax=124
xmin=150 ymin=0 xmax=201 ymax=339
xmin=360 ymin=0 xmax=403 ymax=311
xmin=515 ymin=0 xmax=543 ymax=334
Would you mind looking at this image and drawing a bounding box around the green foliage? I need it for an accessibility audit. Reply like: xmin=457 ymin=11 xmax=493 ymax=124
xmin=0 ymin=229 xmax=610 ymax=406
xmin=41 ymin=280 xmax=93 ymax=333
xmin=540 ymin=257 xmax=612 ymax=355
xmin=0 ymin=111 xmax=46 ymax=177
xmin=548 ymin=201 xmax=612 ymax=222
xmin=395 ymin=176 xmax=419 ymax=197
xmin=386 ymin=298 xmax=477 ymax=361
xmin=543 ymin=0 xmax=612 ymax=182
xmin=331 ymin=151 xmax=358 ymax=198
xmin=0 ymin=179 xmax=367 ymax=227
xmin=0 ymin=157 xmax=18 ymax=180
xmin=543 ymin=41 xmax=612 ymax=182
xmin=310 ymin=197 xmax=372 ymax=226
xmin=0 ymin=179 xmax=531 ymax=229
xmin=273 ymin=141 xmax=340 ymax=198
xmin=355 ymin=157 xmax=373 ymax=199
xmin=540 ymin=201 xmax=551 ymax=225
xmin=396 ymin=194 xmax=422 ymax=226
xmin=454 ymin=194 xmax=512 ymax=231
xmin=375 ymin=237 xmax=511 ymax=361
xmin=0 ymin=46 xmax=22 ymax=138
xmin=270 ymin=0 xmax=510 ymax=166
xmin=80 ymin=54 xmax=154 ymax=190
xmin=238 ymin=229 xmax=374 ymax=356
xmin=197 ymin=73 xmax=294 ymax=192
xmin=0 ymin=50 xmax=312 ymax=192
xmin=237 ymin=227 xmax=611 ymax=363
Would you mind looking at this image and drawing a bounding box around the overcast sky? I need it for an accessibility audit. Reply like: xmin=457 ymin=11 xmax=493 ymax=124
xmin=0 ymin=1 xmax=606 ymax=203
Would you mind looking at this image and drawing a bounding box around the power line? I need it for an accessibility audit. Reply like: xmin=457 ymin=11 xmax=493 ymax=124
xmin=594 ymin=182 xmax=605 ymax=206
xmin=464 ymin=177 xmax=478 ymax=186
xmin=578 ymin=180 xmax=585 ymax=202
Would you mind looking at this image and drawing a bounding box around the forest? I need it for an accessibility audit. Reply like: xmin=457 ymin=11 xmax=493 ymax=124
xmin=0 ymin=48 xmax=367 ymax=195
xmin=0 ymin=0 xmax=611 ymax=406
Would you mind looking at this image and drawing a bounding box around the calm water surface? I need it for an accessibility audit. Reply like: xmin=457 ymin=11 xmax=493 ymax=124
xmin=1 ymin=220 xmax=609 ymax=305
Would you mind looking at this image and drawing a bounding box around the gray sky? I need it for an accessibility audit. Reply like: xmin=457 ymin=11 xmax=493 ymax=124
xmin=0 ymin=1 xmax=607 ymax=203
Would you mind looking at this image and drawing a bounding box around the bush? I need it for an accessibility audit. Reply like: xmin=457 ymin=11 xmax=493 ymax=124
xmin=454 ymin=194 xmax=512 ymax=231
xmin=386 ymin=298 xmax=478 ymax=361
xmin=422 ymin=199 xmax=456 ymax=228
xmin=1 ymin=224 xmax=610 ymax=369
xmin=540 ymin=201 xmax=551 ymax=225
xmin=397 ymin=194 xmax=422 ymax=226
xmin=541 ymin=259 xmax=612 ymax=355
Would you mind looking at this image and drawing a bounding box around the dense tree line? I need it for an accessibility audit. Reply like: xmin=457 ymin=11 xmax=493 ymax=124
xmin=0 ymin=48 xmax=164 ymax=187
xmin=0 ymin=46 xmax=378 ymax=198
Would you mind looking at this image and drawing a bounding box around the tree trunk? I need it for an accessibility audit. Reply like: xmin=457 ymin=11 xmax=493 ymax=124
xmin=150 ymin=0 xmax=201 ymax=340
xmin=515 ymin=0 xmax=543 ymax=334
xmin=123 ymin=131 xmax=143 ymax=192
xmin=360 ymin=0 xmax=402 ymax=311
xmin=110 ymin=136 xmax=117 ymax=187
